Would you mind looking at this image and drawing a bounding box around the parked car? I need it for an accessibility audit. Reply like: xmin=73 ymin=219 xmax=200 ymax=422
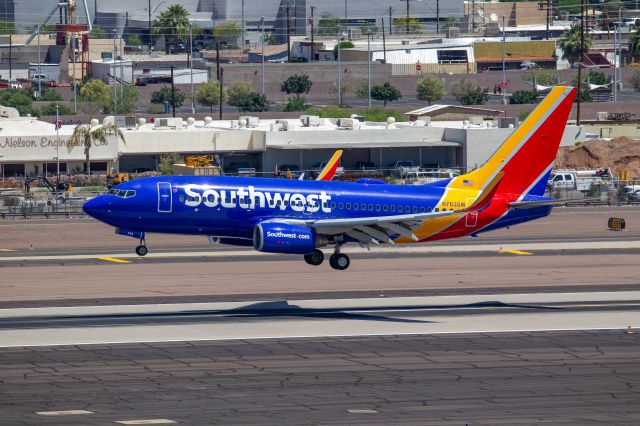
xmin=519 ymin=60 xmax=538 ymax=70
xmin=277 ymin=164 xmax=302 ymax=178
xmin=354 ymin=161 xmax=377 ymax=171
xmin=389 ymin=160 xmax=419 ymax=178
xmin=225 ymin=162 xmax=256 ymax=177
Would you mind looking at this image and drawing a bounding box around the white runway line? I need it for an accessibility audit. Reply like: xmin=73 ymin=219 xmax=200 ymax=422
xmin=1 ymin=240 xmax=640 ymax=262
xmin=35 ymin=410 xmax=94 ymax=416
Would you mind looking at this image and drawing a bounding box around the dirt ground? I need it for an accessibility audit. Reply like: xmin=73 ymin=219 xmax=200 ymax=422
xmin=555 ymin=137 xmax=640 ymax=178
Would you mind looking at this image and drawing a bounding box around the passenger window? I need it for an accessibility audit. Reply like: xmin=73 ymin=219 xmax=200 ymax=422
xmin=323 ymin=202 xmax=328 ymax=208
xmin=354 ymin=204 xmax=359 ymax=211
xmin=368 ymin=204 xmax=373 ymax=210
xmin=413 ymin=206 xmax=418 ymax=213
xmin=428 ymin=207 xmax=432 ymax=212
xmin=383 ymin=205 xmax=388 ymax=212
xmin=361 ymin=203 xmax=366 ymax=210
xmin=346 ymin=203 xmax=351 ymax=209
xmin=339 ymin=203 xmax=344 ymax=209
xmin=108 ymin=189 xmax=117 ymax=195
xmin=390 ymin=205 xmax=395 ymax=212
xmin=179 ymin=195 xmax=185 ymax=202
xmin=376 ymin=204 xmax=381 ymax=211
xmin=420 ymin=207 xmax=425 ymax=213
xmin=435 ymin=207 xmax=439 ymax=212
xmin=331 ymin=202 xmax=336 ymax=209
xmin=405 ymin=206 xmax=410 ymax=213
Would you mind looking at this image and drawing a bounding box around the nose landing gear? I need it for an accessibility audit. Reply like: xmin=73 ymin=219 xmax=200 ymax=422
xmin=135 ymin=238 xmax=148 ymax=257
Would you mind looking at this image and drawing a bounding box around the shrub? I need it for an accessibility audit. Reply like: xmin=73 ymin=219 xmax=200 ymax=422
xmin=151 ymin=87 xmax=185 ymax=109
xmin=451 ymin=79 xmax=489 ymax=105
xmin=237 ymin=92 xmax=269 ymax=112
xmin=509 ymin=90 xmax=539 ymax=105
xmin=370 ymin=82 xmax=401 ymax=107
xmin=284 ymin=96 xmax=307 ymax=112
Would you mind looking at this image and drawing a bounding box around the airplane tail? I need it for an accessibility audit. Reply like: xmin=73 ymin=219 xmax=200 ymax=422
xmin=449 ymin=86 xmax=576 ymax=199
xmin=316 ymin=150 xmax=343 ymax=181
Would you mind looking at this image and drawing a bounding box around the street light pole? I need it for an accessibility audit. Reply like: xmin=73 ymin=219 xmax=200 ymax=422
xmin=337 ymin=28 xmax=342 ymax=106
xmin=241 ymin=0 xmax=245 ymax=51
xmin=189 ymin=22 xmax=195 ymax=113
xmin=261 ymin=16 xmax=265 ymax=95
xmin=73 ymin=34 xmax=77 ymax=113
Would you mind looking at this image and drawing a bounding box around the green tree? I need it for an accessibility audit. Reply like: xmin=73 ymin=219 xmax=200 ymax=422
xmin=237 ymin=92 xmax=269 ymax=112
xmin=127 ymin=34 xmax=142 ymax=47
xmin=559 ymin=24 xmax=592 ymax=65
xmin=226 ymin=81 xmax=253 ymax=110
xmin=393 ymin=17 xmax=421 ymax=34
xmin=509 ymin=90 xmax=539 ymax=104
xmin=107 ymin=85 xmax=139 ymax=114
xmin=284 ymin=97 xmax=307 ymax=112
xmin=69 ymin=122 xmax=125 ymax=175
xmin=79 ymin=79 xmax=110 ymax=110
xmin=556 ymin=0 xmax=581 ymax=15
xmin=416 ymin=75 xmax=445 ymax=105
xmin=333 ymin=41 xmax=354 ymax=60
xmin=451 ymin=79 xmax=489 ymax=105
xmin=370 ymin=82 xmax=401 ymax=107
xmin=213 ymin=21 xmax=242 ymax=48
xmin=317 ymin=14 xmax=341 ymax=36
xmin=586 ymin=70 xmax=607 ymax=85
xmin=88 ymin=26 xmax=108 ymax=39
xmin=354 ymin=81 xmax=369 ymax=99
xmin=281 ymin=74 xmax=312 ymax=100
xmin=38 ymin=103 xmax=72 ymax=116
xmin=0 ymin=90 xmax=36 ymax=116
xmin=39 ymin=89 xmax=62 ymax=101
xmin=630 ymin=28 xmax=640 ymax=55
xmin=153 ymin=4 xmax=190 ymax=53
xmin=195 ymin=80 xmax=224 ymax=113
xmin=159 ymin=153 xmax=182 ymax=175
xmin=151 ymin=87 xmax=185 ymax=109
xmin=629 ymin=70 xmax=640 ymax=91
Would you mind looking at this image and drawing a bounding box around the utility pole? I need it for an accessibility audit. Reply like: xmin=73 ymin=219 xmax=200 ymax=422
xmin=577 ymin=0 xmax=584 ymax=125
xmin=219 ymin=68 xmax=223 ymax=120
xmin=502 ymin=15 xmax=507 ymax=105
xmin=189 ymin=22 xmax=194 ymax=114
xmin=405 ymin=0 xmax=410 ymax=35
xmin=37 ymin=25 xmax=41 ymax=97
xmin=389 ymin=6 xmax=393 ymax=35
xmin=8 ymin=34 xmax=11 ymax=80
xmin=471 ymin=0 xmax=476 ymax=32
xmin=286 ymin=6 xmax=291 ymax=62
xmin=73 ymin=35 xmax=78 ymax=113
xmin=170 ymin=65 xmax=176 ymax=117
xmin=344 ymin=0 xmax=347 ymax=20
xmin=241 ymin=0 xmax=245 ymax=51
xmin=367 ymin=31 xmax=371 ymax=107
xmin=382 ymin=17 xmax=387 ymax=63
xmin=119 ymin=34 xmax=123 ymax=109
xmin=337 ymin=27 xmax=342 ymax=106
xmin=113 ymin=29 xmax=117 ymax=110
xmin=436 ymin=0 xmax=439 ymax=34
xmin=261 ymin=16 xmax=265 ymax=94
xmin=538 ymin=0 xmax=552 ymax=40
xmin=148 ymin=0 xmax=151 ymax=52
xmin=216 ymin=42 xmax=220 ymax=81
xmin=310 ymin=6 xmax=315 ymax=62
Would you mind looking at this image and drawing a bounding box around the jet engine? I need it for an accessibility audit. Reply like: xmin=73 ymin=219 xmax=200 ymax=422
xmin=253 ymin=222 xmax=326 ymax=254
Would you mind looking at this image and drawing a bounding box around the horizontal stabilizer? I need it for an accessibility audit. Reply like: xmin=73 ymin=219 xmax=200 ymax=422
xmin=508 ymin=198 xmax=600 ymax=209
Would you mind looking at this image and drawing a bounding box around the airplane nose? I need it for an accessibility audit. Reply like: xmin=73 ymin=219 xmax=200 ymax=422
xmin=83 ymin=196 xmax=106 ymax=219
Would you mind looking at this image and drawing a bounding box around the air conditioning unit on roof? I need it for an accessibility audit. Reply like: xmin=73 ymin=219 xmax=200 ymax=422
xmin=300 ymin=115 xmax=320 ymax=127
xmin=239 ymin=116 xmax=260 ymax=128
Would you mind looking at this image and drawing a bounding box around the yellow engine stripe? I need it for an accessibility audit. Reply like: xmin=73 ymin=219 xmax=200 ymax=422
xmin=498 ymin=249 xmax=533 ymax=256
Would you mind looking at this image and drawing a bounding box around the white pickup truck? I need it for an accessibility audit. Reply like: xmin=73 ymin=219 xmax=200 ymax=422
xmin=390 ymin=160 xmax=420 ymax=178
xmin=547 ymin=169 xmax=613 ymax=193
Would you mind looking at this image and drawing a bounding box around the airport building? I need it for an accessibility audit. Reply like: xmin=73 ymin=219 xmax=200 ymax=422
xmin=0 ymin=107 xmax=583 ymax=178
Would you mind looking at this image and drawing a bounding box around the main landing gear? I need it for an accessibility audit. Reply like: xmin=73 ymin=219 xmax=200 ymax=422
xmin=135 ymin=238 xmax=148 ymax=257
xmin=304 ymin=247 xmax=350 ymax=270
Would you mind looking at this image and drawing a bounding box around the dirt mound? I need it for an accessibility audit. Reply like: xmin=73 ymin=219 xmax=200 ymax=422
xmin=555 ymin=136 xmax=640 ymax=178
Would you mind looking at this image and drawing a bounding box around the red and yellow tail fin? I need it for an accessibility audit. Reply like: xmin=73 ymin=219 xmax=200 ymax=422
xmin=316 ymin=149 xmax=343 ymax=181
xmin=449 ymin=86 xmax=576 ymax=196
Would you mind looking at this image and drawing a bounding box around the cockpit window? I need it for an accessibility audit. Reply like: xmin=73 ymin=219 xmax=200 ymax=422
xmin=107 ymin=189 xmax=136 ymax=198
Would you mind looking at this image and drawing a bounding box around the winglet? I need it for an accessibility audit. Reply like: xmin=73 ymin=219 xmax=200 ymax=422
xmin=316 ymin=150 xmax=343 ymax=181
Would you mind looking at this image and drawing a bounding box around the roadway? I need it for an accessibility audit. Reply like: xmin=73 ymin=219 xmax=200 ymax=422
xmin=1 ymin=206 xmax=640 ymax=423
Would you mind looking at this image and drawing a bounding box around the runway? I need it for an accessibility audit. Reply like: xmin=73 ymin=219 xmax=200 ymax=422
xmin=1 ymin=330 xmax=638 ymax=425
xmin=1 ymin=207 xmax=640 ymax=423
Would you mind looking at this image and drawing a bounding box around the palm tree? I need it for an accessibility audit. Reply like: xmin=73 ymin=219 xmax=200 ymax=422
xmin=630 ymin=28 xmax=640 ymax=55
xmin=153 ymin=4 xmax=190 ymax=54
xmin=70 ymin=122 xmax=124 ymax=175
xmin=559 ymin=24 xmax=592 ymax=65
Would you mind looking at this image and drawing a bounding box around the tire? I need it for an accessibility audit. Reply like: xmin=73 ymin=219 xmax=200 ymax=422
xmin=135 ymin=245 xmax=148 ymax=256
xmin=330 ymin=253 xmax=350 ymax=270
xmin=304 ymin=249 xmax=324 ymax=266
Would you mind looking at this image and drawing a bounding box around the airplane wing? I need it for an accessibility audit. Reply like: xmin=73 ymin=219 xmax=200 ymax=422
xmin=301 ymin=172 xmax=504 ymax=245
xmin=316 ymin=150 xmax=343 ymax=181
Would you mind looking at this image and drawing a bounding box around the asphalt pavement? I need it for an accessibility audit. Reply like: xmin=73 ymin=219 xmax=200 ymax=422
xmin=1 ymin=330 xmax=638 ymax=425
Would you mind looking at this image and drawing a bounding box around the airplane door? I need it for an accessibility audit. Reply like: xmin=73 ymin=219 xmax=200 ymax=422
xmin=157 ymin=182 xmax=172 ymax=213
xmin=465 ymin=198 xmax=477 ymax=228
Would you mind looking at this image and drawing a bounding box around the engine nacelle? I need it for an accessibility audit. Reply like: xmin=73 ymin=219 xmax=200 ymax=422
xmin=253 ymin=222 xmax=324 ymax=254
xmin=208 ymin=236 xmax=253 ymax=247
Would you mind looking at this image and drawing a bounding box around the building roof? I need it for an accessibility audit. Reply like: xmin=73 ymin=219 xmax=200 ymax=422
xmin=474 ymin=40 xmax=556 ymax=61
xmin=247 ymin=44 xmax=288 ymax=57
xmin=405 ymin=104 xmax=503 ymax=117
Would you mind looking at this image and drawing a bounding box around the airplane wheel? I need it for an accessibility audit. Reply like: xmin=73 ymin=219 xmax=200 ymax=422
xmin=329 ymin=253 xmax=350 ymax=270
xmin=135 ymin=245 xmax=148 ymax=256
xmin=304 ymin=249 xmax=324 ymax=266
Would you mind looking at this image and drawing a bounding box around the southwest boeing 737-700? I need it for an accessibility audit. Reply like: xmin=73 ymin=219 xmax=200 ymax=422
xmin=83 ymin=86 xmax=577 ymax=270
